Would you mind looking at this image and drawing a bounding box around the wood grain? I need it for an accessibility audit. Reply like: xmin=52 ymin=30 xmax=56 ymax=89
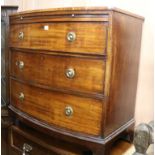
xmin=9 ymin=22 xmax=107 ymax=55
xmin=10 ymin=15 xmax=109 ymax=24
xmin=104 ymin=11 xmax=143 ymax=136
xmin=11 ymin=131 xmax=59 ymax=155
xmin=8 ymin=7 xmax=144 ymax=155
xmin=9 ymin=7 xmax=144 ymax=20
xmin=10 ymin=79 xmax=103 ymax=136
xmin=10 ymin=50 xmax=105 ymax=95
xmin=10 ymin=125 xmax=89 ymax=155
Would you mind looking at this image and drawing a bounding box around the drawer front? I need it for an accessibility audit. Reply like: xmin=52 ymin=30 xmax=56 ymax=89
xmin=11 ymin=51 xmax=105 ymax=95
xmin=10 ymin=22 xmax=107 ymax=55
xmin=10 ymin=126 xmax=82 ymax=155
xmin=11 ymin=127 xmax=59 ymax=155
xmin=10 ymin=79 xmax=103 ymax=136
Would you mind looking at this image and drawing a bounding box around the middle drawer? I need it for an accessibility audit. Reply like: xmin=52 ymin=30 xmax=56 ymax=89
xmin=11 ymin=50 xmax=105 ymax=95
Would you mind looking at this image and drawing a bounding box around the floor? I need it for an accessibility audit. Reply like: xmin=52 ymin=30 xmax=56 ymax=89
xmin=111 ymin=140 xmax=154 ymax=155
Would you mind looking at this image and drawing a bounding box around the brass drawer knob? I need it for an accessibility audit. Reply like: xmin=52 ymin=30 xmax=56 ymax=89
xmin=19 ymin=92 xmax=24 ymax=101
xmin=18 ymin=31 xmax=24 ymax=40
xmin=65 ymin=106 xmax=73 ymax=117
xmin=22 ymin=143 xmax=32 ymax=155
xmin=67 ymin=32 xmax=76 ymax=42
xmin=16 ymin=61 xmax=24 ymax=69
xmin=65 ymin=68 xmax=75 ymax=79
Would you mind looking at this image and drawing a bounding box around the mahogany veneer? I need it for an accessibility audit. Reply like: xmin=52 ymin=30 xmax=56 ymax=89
xmin=10 ymin=22 xmax=107 ymax=55
xmin=10 ymin=50 xmax=105 ymax=95
xmin=10 ymin=79 xmax=103 ymax=136
xmin=9 ymin=7 xmax=144 ymax=154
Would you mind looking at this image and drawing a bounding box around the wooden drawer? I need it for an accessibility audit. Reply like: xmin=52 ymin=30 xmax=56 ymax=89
xmin=10 ymin=79 xmax=103 ymax=136
xmin=9 ymin=22 xmax=107 ymax=55
xmin=10 ymin=125 xmax=84 ymax=155
xmin=11 ymin=129 xmax=57 ymax=155
xmin=11 ymin=50 xmax=105 ymax=95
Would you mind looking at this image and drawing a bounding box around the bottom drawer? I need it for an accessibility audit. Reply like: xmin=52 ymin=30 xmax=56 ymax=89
xmin=10 ymin=125 xmax=85 ymax=155
xmin=10 ymin=79 xmax=103 ymax=136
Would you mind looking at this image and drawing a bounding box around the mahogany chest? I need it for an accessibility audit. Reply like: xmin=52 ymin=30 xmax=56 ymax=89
xmin=8 ymin=7 xmax=144 ymax=154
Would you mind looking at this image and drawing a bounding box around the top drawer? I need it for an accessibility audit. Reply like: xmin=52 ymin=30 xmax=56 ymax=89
xmin=9 ymin=22 xmax=107 ymax=55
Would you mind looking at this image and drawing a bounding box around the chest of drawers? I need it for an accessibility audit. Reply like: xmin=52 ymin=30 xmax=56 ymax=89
xmin=9 ymin=7 xmax=144 ymax=154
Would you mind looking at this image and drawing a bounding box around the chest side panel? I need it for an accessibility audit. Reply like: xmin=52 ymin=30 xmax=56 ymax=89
xmin=104 ymin=12 xmax=143 ymax=136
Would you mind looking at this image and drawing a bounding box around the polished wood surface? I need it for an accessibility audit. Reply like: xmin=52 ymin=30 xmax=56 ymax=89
xmin=10 ymin=22 xmax=107 ymax=55
xmin=10 ymin=79 xmax=103 ymax=136
xmin=11 ymin=50 xmax=105 ymax=95
xmin=104 ymin=11 xmax=144 ymax=136
xmin=9 ymin=7 xmax=144 ymax=20
xmin=9 ymin=125 xmax=139 ymax=155
xmin=10 ymin=124 xmax=148 ymax=155
xmin=9 ymin=7 xmax=144 ymax=155
xmin=9 ymin=124 xmax=154 ymax=155
xmin=11 ymin=131 xmax=58 ymax=155
xmin=10 ymin=125 xmax=86 ymax=155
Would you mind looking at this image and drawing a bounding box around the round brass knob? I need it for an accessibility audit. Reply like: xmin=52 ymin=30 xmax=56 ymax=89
xmin=65 ymin=106 xmax=73 ymax=117
xmin=19 ymin=92 xmax=24 ymax=101
xmin=16 ymin=61 xmax=24 ymax=69
xmin=18 ymin=31 xmax=24 ymax=40
xmin=67 ymin=32 xmax=76 ymax=42
xmin=65 ymin=68 xmax=75 ymax=79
